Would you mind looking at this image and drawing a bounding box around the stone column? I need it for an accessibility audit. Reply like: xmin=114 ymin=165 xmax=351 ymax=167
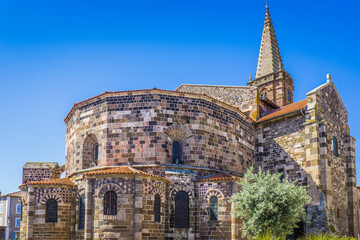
xmin=231 ymin=182 xmax=239 ymax=240
xmin=84 ymin=178 xmax=94 ymax=240
xmin=26 ymin=186 xmax=34 ymax=240
xmin=133 ymin=176 xmax=143 ymax=240
xmin=345 ymin=136 xmax=358 ymax=237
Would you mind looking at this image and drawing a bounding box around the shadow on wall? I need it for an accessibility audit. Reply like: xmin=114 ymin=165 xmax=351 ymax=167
xmin=255 ymin=116 xmax=331 ymax=236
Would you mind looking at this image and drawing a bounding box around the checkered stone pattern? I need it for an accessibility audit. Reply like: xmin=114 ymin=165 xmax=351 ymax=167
xmin=34 ymin=187 xmax=73 ymax=203
xmin=94 ymin=177 xmax=134 ymax=195
xmin=198 ymin=182 xmax=233 ymax=199
xmin=142 ymin=179 xmax=167 ymax=200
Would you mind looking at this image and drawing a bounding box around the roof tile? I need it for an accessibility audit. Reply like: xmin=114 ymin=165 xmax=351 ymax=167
xmin=83 ymin=166 xmax=172 ymax=183
xmin=20 ymin=178 xmax=75 ymax=188
xmin=256 ymin=99 xmax=307 ymax=123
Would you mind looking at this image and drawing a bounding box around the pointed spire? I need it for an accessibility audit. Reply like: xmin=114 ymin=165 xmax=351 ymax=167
xmin=255 ymin=6 xmax=284 ymax=78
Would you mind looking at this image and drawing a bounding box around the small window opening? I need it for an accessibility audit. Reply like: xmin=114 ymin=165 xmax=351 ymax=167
xmin=209 ymin=196 xmax=218 ymax=221
xmin=333 ymin=137 xmax=339 ymax=157
xmin=154 ymin=194 xmax=161 ymax=222
xmin=278 ymin=168 xmax=285 ymax=182
xmin=288 ymin=89 xmax=292 ymax=101
xmin=104 ymin=191 xmax=117 ymax=215
xmin=174 ymin=191 xmax=189 ymax=228
xmin=78 ymin=195 xmax=85 ymax=229
xmin=45 ymin=199 xmax=58 ymax=223
xmin=94 ymin=144 xmax=99 ymax=165
xmin=172 ymin=140 xmax=182 ymax=164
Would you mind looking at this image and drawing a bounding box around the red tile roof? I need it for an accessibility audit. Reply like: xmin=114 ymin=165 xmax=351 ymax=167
xmin=256 ymin=99 xmax=307 ymax=123
xmin=83 ymin=166 xmax=172 ymax=183
xmin=19 ymin=178 xmax=75 ymax=189
xmin=194 ymin=173 xmax=241 ymax=182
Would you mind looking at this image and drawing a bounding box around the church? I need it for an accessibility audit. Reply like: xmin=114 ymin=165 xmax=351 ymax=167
xmin=18 ymin=6 xmax=358 ymax=240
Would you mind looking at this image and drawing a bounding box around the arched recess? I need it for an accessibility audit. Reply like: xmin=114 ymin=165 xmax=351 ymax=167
xmin=97 ymin=183 xmax=123 ymax=198
xmin=204 ymin=189 xmax=224 ymax=202
xmin=41 ymin=193 xmax=63 ymax=204
xmin=75 ymin=189 xmax=85 ymax=230
xmin=82 ymin=133 xmax=99 ymax=169
xmin=149 ymin=187 xmax=166 ymax=202
xmin=169 ymin=185 xmax=195 ymax=229
xmin=259 ymin=88 xmax=268 ymax=99
xmin=164 ymin=124 xmax=194 ymax=165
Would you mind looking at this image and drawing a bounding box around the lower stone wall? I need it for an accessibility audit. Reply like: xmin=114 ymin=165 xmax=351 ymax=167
xmin=140 ymin=194 xmax=166 ymax=240
xmin=197 ymin=197 xmax=232 ymax=239
xmin=32 ymin=202 xmax=71 ymax=240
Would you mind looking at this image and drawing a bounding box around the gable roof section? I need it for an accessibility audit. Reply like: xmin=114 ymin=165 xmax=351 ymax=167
xmin=307 ymin=81 xmax=348 ymax=115
xmin=256 ymin=99 xmax=307 ymax=123
xmin=82 ymin=165 xmax=172 ymax=183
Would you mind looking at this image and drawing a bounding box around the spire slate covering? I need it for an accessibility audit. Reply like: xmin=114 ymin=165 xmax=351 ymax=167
xmin=255 ymin=6 xmax=284 ymax=78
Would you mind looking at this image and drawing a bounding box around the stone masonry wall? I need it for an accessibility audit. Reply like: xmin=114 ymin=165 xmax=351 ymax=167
xmin=255 ymin=114 xmax=307 ymax=185
xmin=175 ymin=84 xmax=257 ymax=119
xmin=65 ymin=93 xmax=254 ymax=177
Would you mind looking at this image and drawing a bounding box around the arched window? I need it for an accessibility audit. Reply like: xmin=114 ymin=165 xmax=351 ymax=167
xmin=172 ymin=140 xmax=182 ymax=164
xmin=93 ymin=144 xmax=99 ymax=165
xmin=78 ymin=195 xmax=85 ymax=229
xmin=210 ymin=196 xmax=218 ymax=221
xmin=45 ymin=199 xmax=58 ymax=223
xmin=260 ymin=91 xmax=267 ymax=99
xmin=104 ymin=191 xmax=117 ymax=215
xmin=154 ymin=194 xmax=161 ymax=222
xmin=83 ymin=134 xmax=99 ymax=169
xmin=333 ymin=137 xmax=339 ymax=157
xmin=174 ymin=191 xmax=189 ymax=228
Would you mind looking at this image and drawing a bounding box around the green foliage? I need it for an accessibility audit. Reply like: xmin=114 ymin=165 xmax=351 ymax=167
xmin=255 ymin=231 xmax=282 ymax=240
xmin=229 ymin=167 xmax=312 ymax=239
xmin=300 ymin=232 xmax=356 ymax=240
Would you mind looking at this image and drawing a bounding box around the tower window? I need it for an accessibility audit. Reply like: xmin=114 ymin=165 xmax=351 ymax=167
xmin=172 ymin=140 xmax=182 ymax=164
xmin=94 ymin=144 xmax=99 ymax=165
xmin=104 ymin=191 xmax=117 ymax=215
xmin=45 ymin=199 xmax=58 ymax=223
xmin=174 ymin=191 xmax=189 ymax=228
xmin=288 ymin=89 xmax=291 ymax=101
xmin=260 ymin=91 xmax=267 ymax=99
xmin=209 ymin=196 xmax=218 ymax=221
xmin=78 ymin=195 xmax=85 ymax=229
xmin=154 ymin=194 xmax=161 ymax=222
xmin=333 ymin=137 xmax=339 ymax=157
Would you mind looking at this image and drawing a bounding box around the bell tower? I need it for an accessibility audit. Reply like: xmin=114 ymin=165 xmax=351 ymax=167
xmin=247 ymin=6 xmax=294 ymax=107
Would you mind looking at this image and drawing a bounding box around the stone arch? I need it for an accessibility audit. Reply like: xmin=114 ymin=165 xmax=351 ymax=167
xmin=41 ymin=193 xmax=63 ymax=204
xmin=169 ymin=185 xmax=194 ymax=230
xmin=164 ymin=124 xmax=194 ymax=165
xmin=204 ymin=189 xmax=224 ymax=202
xmin=259 ymin=88 xmax=268 ymax=99
xmin=97 ymin=183 xmax=123 ymax=198
xmin=82 ymin=132 xmax=100 ymax=169
xmin=164 ymin=123 xmax=193 ymax=142
xmin=169 ymin=185 xmax=194 ymax=202
xmin=76 ymin=188 xmax=85 ymax=200
xmin=150 ymin=187 xmax=166 ymax=201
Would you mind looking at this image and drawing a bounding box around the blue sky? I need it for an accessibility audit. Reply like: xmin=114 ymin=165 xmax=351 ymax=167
xmin=0 ymin=0 xmax=359 ymax=194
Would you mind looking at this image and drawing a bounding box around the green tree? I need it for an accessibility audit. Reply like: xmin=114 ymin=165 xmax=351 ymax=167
xmin=229 ymin=167 xmax=312 ymax=239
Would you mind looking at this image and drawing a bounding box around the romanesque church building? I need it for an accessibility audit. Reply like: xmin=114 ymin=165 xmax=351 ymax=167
xmin=19 ymin=6 xmax=358 ymax=240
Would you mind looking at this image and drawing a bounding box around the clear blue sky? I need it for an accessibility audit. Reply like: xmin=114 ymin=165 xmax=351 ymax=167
xmin=0 ymin=0 xmax=359 ymax=194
